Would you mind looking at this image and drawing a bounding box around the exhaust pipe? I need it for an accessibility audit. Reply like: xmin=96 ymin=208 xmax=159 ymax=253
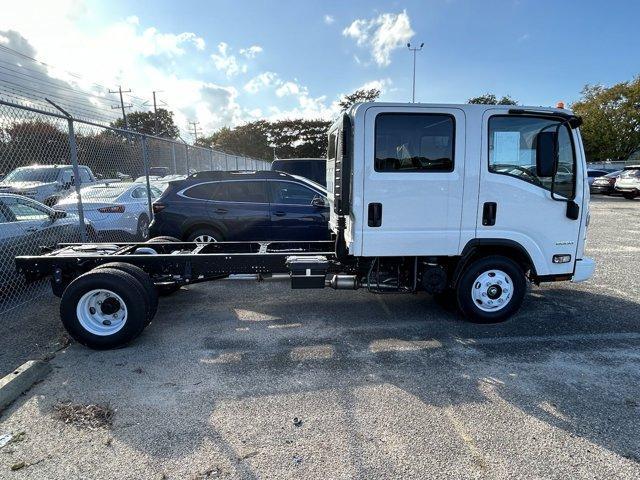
xmin=327 ymin=274 xmax=359 ymax=290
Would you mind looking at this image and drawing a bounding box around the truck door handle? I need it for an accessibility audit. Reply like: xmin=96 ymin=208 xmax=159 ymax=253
xmin=214 ymin=208 xmax=228 ymax=214
xmin=482 ymin=202 xmax=497 ymax=226
xmin=368 ymin=203 xmax=382 ymax=227
xmin=273 ymin=211 xmax=286 ymax=217
xmin=25 ymin=227 xmax=39 ymax=233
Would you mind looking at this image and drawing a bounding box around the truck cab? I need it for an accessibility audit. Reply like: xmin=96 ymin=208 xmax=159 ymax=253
xmin=327 ymin=102 xmax=594 ymax=321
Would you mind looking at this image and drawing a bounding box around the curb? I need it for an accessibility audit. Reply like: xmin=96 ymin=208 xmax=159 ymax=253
xmin=0 ymin=360 xmax=52 ymax=413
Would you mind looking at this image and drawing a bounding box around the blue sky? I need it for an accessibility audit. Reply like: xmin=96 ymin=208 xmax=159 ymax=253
xmin=1 ymin=0 xmax=638 ymax=136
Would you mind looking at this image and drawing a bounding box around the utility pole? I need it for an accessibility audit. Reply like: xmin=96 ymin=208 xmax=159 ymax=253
xmin=109 ymin=85 xmax=132 ymax=128
xmin=189 ymin=121 xmax=202 ymax=144
xmin=152 ymin=90 xmax=166 ymax=135
xmin=406 ymin=42 xmax=424 ymax=103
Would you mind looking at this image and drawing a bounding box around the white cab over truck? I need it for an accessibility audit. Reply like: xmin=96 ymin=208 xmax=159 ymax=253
xmin=325 ymin=102 xmax=594 ymax=322
xmin=16 ymin=102 xmax=595 ymax=349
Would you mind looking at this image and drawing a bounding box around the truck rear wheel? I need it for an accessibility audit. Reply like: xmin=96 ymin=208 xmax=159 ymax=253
xmin=456 ymin=255 xmax=526 ymax=323
xmin=60 ymin=268 xmax=150 ymax=349
xmin=94 ymin=262 xmax=158 ymax=323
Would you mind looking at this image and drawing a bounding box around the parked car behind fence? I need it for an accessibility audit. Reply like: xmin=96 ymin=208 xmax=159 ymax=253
xmin=150 ymin=170 xmax=329 ymax=242
xmin=56 ymin=182 xmax=163 ymax=240
xmin=0 ymin=164 xmax=98 ymax=206
xmin=0 ymin=193 xmax=94 ymax=290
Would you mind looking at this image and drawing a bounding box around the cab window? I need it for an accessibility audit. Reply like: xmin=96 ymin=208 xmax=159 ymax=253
xmin=375 ymin=113 xmax=454 ymax=172
xmin=488 ymin=116 xmax=576 ymax=198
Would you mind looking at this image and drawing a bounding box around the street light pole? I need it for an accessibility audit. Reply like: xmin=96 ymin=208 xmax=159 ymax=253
xmin=407 ymin=42 xmax=424 ymax=103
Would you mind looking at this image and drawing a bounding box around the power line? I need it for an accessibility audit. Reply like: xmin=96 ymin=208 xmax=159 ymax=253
xmin=0 ymin=43 xmax=150 ymax=105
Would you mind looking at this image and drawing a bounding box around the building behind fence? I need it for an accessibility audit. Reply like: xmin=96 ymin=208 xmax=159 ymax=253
xmin=0 ymin=98 xmax=268 ymax=315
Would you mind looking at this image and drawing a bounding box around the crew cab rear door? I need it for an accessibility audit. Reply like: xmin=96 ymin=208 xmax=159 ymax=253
xmin=361 ymin=105 xmax=466 ymax=256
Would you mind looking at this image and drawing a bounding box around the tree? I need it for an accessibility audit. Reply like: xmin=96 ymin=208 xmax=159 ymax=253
xmin=267 ymin=119 xmax=331 ymax=158
xmin=467 ymin=93 xmax=518 ymax=105
xmin=198 ymin=121 xmax=272 ymax=160
xmin=571 ymin=77 xmax=640 ymax=161
xmin=339 ymin=88 xmax=381 ymax=111
xmin=111 ymin=108 xmax=179 ymax=139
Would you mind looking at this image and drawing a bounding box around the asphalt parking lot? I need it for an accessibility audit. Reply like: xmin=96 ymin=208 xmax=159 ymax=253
xmin=0 ymin=195 xmax=638 ymax=479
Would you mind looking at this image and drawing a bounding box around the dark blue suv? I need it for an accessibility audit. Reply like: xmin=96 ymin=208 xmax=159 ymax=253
xmin=149 ymin=170 xmax=329 ymax=242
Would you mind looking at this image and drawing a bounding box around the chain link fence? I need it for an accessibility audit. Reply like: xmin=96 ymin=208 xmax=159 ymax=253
xmin=0 ymin=98 xmax=269 ymax=315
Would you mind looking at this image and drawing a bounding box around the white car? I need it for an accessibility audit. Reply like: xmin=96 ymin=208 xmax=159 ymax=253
xmin=614 ymin=165 xmax=640 ymax=200
xmin=55 ymin=182 xmax=163 ymax=240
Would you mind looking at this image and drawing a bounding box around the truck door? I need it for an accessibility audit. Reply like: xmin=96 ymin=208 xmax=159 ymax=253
xmin=361 ymin=106 xmax=466 ymax=256
xmin=477 ymin=111 xmax=585 ymax=276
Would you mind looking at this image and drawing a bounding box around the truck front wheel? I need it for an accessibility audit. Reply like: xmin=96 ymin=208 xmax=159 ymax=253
xmin=456 ymin=255 xmax=526 ymax=324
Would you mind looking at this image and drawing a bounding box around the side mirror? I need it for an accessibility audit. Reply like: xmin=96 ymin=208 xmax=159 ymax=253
xmin=51 ymin=210 xmax=67 ymax=220
xmin=311 ymin=196 xmax=326 ymax=208
xmin=536 ymin=131 xmax=558 ymax=177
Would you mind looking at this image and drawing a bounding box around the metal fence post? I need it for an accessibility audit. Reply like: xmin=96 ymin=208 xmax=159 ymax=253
xmin=140 ymin=136 xmax=154 ymax=221
xmin=67 ymin=118 xmax=88 ymax=242
xmin=45 ymin=99 xmax=87 ymax=242
xmin=185 ymin=144 xmax=190 ymax=174
xmin=209 ymin=149 xmax=214 ymax=170
xmin=171 ymin=143 xmax=177 ymax=174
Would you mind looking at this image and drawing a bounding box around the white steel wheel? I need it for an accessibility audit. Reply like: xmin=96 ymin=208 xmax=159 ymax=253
xmin=194 ymin=234 xmax=217 ymax=243
xmin=470 ymin=269 xmax=513 ymax=312
xmin=76 ymin=289 xmax=128 ymax=336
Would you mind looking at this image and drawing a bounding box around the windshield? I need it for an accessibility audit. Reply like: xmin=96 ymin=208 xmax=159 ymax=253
xmin=4 ymin=167 xmax=58 ymax=183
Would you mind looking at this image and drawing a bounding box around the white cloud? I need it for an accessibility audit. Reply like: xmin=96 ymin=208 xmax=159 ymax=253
xmin=239 ymin=45 xmax=263 ymax=58
xmin=0 ymin=2 xmax=248 ymax=134
xmin=275 ymin=81 xmax=300 ymax=97
xmin=211 ymin=42 xmax=247 ymax=77
xmin=243 ymin=71 xmax=278 ymax=93
xmin=357 ymin=78 xmax=393 ymax=93
xmin=323 ymin=15 xmax=335 ymax=25
xmin=342 ymin=10 xmax=414 ymax=67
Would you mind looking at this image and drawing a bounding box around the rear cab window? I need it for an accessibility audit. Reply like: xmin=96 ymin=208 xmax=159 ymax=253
xmin=374 ymin=113 xmax=455 ymax=172
xmin=488 ymin=115 xmax=576 ymax=199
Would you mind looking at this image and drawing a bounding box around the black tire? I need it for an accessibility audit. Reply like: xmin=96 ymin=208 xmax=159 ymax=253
xmin=187 ymin=228 xmax=222 ymax=243
xmin=147 ymin=236 xmax=181 ymax=243
xmin=455 ymin=255 xmax=526 ymax=324
xmin=623 ymin=193 xmax=637 ymax=200
xmin=60 ymin=268 xmax=150 ymax=349
xmin=94 ymin=262 xmax=158 ymax=323
xmin=136 ymin=215 xmax=150 ymax=240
